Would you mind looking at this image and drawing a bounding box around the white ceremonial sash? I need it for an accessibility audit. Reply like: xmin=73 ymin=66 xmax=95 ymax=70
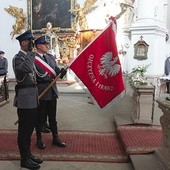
xmin=35 ymin=56 xmax=56 ymax=78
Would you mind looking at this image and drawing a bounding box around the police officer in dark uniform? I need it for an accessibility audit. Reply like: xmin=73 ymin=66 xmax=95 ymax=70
xmin=0 ymin=51 xmax=8 ymax=76
xmin=12 ymin=30 xmax=43 ymax=169
xmin=0 ymin=51 xmax=8 ymax=100
xmin=34 ymin=36 xmax=67 ymax=149
xmin=165 ymin=56 xmax=170 ymax=93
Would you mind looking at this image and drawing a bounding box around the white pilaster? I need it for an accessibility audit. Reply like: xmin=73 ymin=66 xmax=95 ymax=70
xmin=124 ymin=0 xmax=168 ymax=76
xmin=137 ymin=0 xmax=155 ymax=23
xmin=137 ymin=0 xmax=167 ymax=27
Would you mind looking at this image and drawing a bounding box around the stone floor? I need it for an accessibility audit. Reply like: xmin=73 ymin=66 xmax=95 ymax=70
xmin=0 ymin=82 xmax=133 ymax=170
xmin=0 ymin=83 xmax=165 ymax=170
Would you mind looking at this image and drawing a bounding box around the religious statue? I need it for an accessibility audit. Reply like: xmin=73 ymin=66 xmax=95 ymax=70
xmin=70 ymin=0 xmax=97 ymax=31
xmin=5 ymin=6 xmax=26 ymax=38
xmin=120 ymin=0 xmax=135 ymax=24
xmin=104 ymin=0 xmax=135 ymax=25
xmin=41 ymin=22 xmax=60 ymax=34
xmin=46 ymin=22 xmax=53 ymax=32
xmin=114 ymin=2 xmax=128 ymax=20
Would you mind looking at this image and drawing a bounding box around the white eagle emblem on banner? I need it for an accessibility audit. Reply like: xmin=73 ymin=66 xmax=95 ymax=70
xmin=98 ymin=52 xmax=120 ymax=79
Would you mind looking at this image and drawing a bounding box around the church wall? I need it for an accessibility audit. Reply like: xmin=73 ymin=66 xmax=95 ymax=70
xmin=0 ymin=0 xmax=27 ymax=78
xmin=1 ymin=0 xmax=170 ymax=79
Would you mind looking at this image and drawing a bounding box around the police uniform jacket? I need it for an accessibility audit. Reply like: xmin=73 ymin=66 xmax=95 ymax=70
xmin=34 ymin=53 xmax=60 ymax=101
xmin=0 ymin=57 xmax=8 ymax=76
xmin=165 ymin=56 xmax=170 ymax=75
xmin=12 ymin=50 xmax=38 ymax=109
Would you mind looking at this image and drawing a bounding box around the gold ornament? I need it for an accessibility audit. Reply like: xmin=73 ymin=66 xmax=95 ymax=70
xmin=5 ymin=5 xmax=26 ymax=38
xmin=69 ymin=0 xmax=97 ymax=31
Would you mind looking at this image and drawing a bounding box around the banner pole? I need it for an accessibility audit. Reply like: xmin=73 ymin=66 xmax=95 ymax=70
xmin=38 ymin=73 xmax=61 ymax=100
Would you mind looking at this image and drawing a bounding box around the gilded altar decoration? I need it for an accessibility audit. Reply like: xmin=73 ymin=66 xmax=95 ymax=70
xmin=58 ymin=43 xmax=70 ymax=64
xmin=5 ymin=6 xmax=26 ymax=38
xmin=59 ymin=36 xmax=78 ymax=49
xmin=58 ymin=36 xmax=78 ymax=64
xmin=41 ymin=22 xmax=60 ymax=34
xmin=69 ymin=0 xmax=97 ymax=31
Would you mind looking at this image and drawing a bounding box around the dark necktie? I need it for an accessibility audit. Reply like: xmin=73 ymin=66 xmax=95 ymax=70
xmin=43 ymin=55 xmax=47 ymax=63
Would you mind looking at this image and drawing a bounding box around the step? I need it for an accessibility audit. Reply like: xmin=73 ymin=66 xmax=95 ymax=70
xmin=130 ymin=154 xmax=164 ymax=170
xmin=114 ymin=114 xmax=134 ymax=127
xmin=115 ymin=117 xmax=164 ymax=170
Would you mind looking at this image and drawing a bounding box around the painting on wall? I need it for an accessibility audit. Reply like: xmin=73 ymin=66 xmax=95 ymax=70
xmin=27 ymin=0 xmax=76 ymax=32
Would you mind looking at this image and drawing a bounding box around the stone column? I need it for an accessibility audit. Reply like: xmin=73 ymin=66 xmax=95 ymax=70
xmin=137 ymin=0 xmax=158 ymax=23
xmin=136 ymin=0 xmax=168 ymax=27
xmin=155 ymin=99 xmax=170 ymax=169
xmin=131 ymin=84 xmax=155 ymax=124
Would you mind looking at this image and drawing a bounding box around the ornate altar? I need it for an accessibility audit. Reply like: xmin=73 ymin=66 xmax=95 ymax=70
xmin=4 ymin=0 xmax=99 ymax=68
xmin=0 ymin=76 xmax=9 ymax=106
xmin=26 ymin=0 xmax=99 ymax=66
xmin=57 ymin=33 xmax=78 ymax=64
xmin=27 ymin=0 xmax=78 ymax=67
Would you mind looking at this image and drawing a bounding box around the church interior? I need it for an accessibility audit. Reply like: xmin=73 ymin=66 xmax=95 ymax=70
xmin=0 ymin=0 xmax=170 ymax=169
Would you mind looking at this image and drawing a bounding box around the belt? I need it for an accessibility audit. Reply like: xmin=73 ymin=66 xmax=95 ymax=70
xmin=37 ymin=80 xmax=52 ymax=84
xmin=16 ymin=83 xmax=37 ymax=89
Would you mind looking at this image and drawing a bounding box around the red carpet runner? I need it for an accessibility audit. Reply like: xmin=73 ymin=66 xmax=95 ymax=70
xmin=0 ymin=130 xmax=129 ymax=163
xmin=117 ymin=125 xmax=162 ymax=154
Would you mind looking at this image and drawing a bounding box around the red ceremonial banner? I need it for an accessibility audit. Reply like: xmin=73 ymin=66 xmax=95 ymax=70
xmin=69 ymin=19 xmax=125 ymax=108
